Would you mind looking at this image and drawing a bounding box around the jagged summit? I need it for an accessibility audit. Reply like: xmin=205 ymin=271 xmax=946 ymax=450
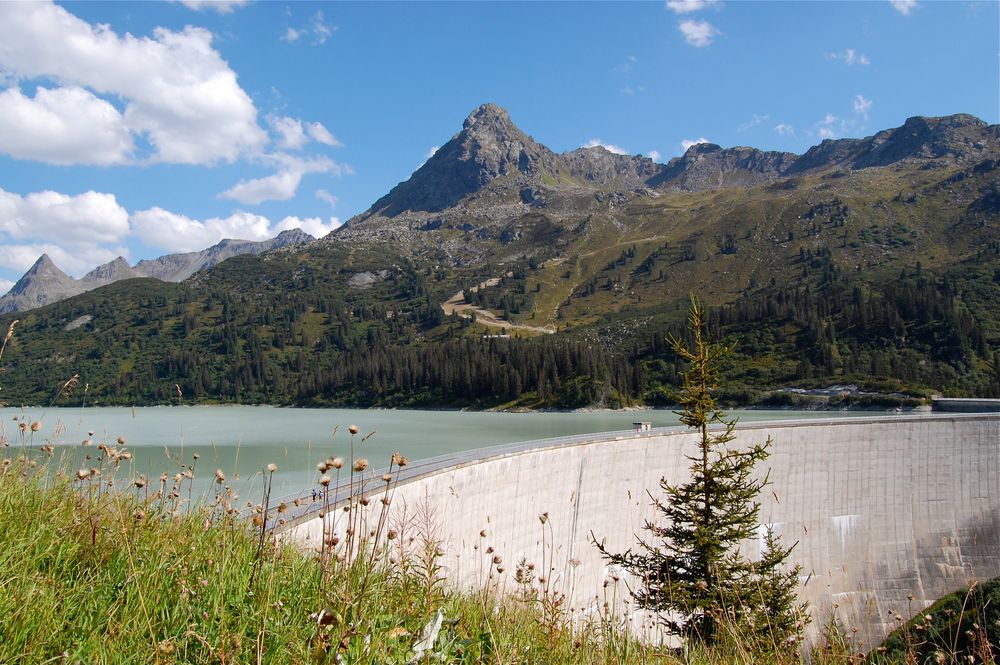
xmin=82 ymin=257 xmax=138 ymax=285
xmin=360 ymin=103 xmax=558 ymax=217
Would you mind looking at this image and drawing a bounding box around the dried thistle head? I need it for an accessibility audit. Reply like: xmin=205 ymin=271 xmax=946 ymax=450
xmin=381 ymin=473 xmax=393 ymax=483
xmin=352 ymin=458 xmax=368 ymax=472
xmin=331 ymin=457 xmax=344 ymax=469
xmin=266 ymin=463 xmax=278 ymax=473
xmin=319 ymin=475 xmax=331 ymax=487
xmin=391 ymin=452 xmax=408 ymax=467
xmin=348 ymin=424 xmax=359 ymax=435
xmin=29 ymin=421 xmax=40 ymax=432
xmin=214 ymin=469 xmax=226 ymax=484
xmin=2 ymin=319 xmax=17 ymax=345
xmin=59 ymin=374 xmax=80 ymax=400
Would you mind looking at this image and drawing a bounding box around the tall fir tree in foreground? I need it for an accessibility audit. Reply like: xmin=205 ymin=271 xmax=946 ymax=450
xmin=596 ymin=296 xmax=806 ymax=648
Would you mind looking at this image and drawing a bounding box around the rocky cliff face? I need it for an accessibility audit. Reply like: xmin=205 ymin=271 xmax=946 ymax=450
xmin=135 ymin=229 xmax=314 ymax=282
xmin=650 ymin=143 xmax=798 ymax=191
xmin=0 ymin=230 xmax=315 ymax=314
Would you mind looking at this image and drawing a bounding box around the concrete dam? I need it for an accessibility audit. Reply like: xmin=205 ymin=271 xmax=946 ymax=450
xmin=283 ymin=413 xmax=1000 ymax=649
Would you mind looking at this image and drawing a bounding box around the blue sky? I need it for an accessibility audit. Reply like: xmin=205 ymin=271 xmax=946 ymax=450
xmin=0 ymin=0 xmax=996 ymax=289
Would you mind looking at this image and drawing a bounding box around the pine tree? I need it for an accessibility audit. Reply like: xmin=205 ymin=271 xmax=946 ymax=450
xmin=595 ymin=296 xmax=805 ymax=647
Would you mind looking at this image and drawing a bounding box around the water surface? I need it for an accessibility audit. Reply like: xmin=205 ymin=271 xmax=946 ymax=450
xmin=0 ymin=406 xmax=897 ymax=503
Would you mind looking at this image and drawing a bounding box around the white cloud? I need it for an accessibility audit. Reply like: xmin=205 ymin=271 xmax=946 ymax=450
xmin=425 ymin=146 xmax=440 ymax=159
xmin=269 ymin=115 xmax=308 ymax=150
xmin=738 ymin=114 xmax=769 ymax=131
xmin=0 ymin=1 xmax=267 ymax=165
xmin=774 ymin=123 xmax=796 ymax=137
xmin=678 ymin=19 xmax=718 ymax=47
xmin=853 ymin=94 xmax=873 ymax=119
xmin=665 ymin=0 xmax=717 ymax=14
xmin=614 ymin=54 xmax=638 ymax=73
xmin=178 ymin=0 xmax=250 ymax=14
xmin=276 ymin=215 xmax=340 ymax=238
xmin=584 ymin=139 xmax=628 ymax=155
xmin=306 ymin=121 xmax=341 ymax=147
xmin=0 ymin=279 xmax=13 ymax=294
xmin=647 ymin=150 xmax=662 ymax=162
xmin=220 ymin=171 xmax=303 ymax=205
xmin=131 ymin=208 xmax=274 ymax=253
xmin=0 ymin=186 xmax=130 ymax=277
xmin=826 ymin=49 xmax=871 ymax=66
xmin=315 ymin=189 xmax=338 ymax=209
xmin=0 ymin=242 xmax=123 ymax=278
xmin=889 ymin=0 xmax=917 ymax=15
xmin=681 ymin=137 xmax=711 ymax=151
xmin=220 ymin=154 xmax=343 ymax=204
xmin=817 ymin=114 xmax=841 ymax=139
xmin=0 ymin=188 xmax=129 ymax=245
xmin=0 ymin=86 xmax=132 ymax=165
xmin=621 ymin=84 xmax=647 ymax=96
xmin=130 ymin=208 xmax=337 ymax=253
xmin=283 ymin=11 xmax=337 ymax=45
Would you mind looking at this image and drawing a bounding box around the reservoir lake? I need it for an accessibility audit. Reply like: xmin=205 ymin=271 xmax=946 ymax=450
xmin=0 ymin=406 xmax=906 ymax=504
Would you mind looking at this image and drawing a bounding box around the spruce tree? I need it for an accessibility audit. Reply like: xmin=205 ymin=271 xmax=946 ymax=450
xmin=595 ymin=296 xmax=805 ymax=647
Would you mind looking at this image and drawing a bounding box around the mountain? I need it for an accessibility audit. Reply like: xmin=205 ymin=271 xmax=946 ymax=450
xmin=0 ymin=105 xmax=997 ymax=410
xmin=336 ymin=105 xmax=998 ymax=268
xmin=0 ymin=229 xmax=315 ymax=314
xmin=134 ymin=228 xmax=314 ymax=282
xmin=0 ymin=255 xmax=80 ymax=314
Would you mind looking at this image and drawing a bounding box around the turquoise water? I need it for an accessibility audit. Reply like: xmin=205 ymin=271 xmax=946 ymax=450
xmin=0 ymin=406 xmax=892 ymax=503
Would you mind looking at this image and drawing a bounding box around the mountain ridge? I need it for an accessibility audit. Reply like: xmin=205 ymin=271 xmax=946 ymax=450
xmin=0 ymin=229 xmax=315 ymax=314
xmin=333 ymin=105 xmax=997 ymax=267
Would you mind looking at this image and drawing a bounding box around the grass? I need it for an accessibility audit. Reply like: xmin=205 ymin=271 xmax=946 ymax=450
xmin=1 ymin=433 xmax=995 ymax=664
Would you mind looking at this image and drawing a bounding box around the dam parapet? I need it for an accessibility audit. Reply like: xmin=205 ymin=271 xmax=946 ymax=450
xmin=282 ymin=414 xmax=1000 ymax=651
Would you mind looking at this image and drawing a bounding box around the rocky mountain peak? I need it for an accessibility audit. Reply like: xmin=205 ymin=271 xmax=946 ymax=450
xmin=83 ymin=257 xmax=136 ymax=284
xmin=357 ymin=104 xmax=558 ymax=218
xmin=462 ymin=103 xmax=516 ymax=133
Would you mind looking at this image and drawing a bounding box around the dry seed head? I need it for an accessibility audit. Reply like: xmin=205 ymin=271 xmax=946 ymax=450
xmin=493 ymin=555 xmax=503 ymax=565
xmin=539 ymin=512 xmax=549 ymax=524
xmin=332 ymin=457 xmax=344 ymax=469
xmin=317 ymin=462 xmax=329 ymax=472
xmin=277 ymin=502 xmax=287 ymax=513
xmin=382 ymin=473 xmax=393 ymax=483
xmin=214 ymin=469 xmax=226 ymax=484
xmin=30 ymin=421 xmax=41 ymax=432
xmin=135 ymin=476 xmax=147 ymax=488
xmin=381 ymin=496 xmax=390 ymax=505
xmin=266 ymin=463 xmax=278 ymax=473
xmin=118 ymin=435 xmax=126 ymax=445
xmin=319 ymin=475 xmax=331 ymax=487
xmin=348 ymin=424 xmax=359 ymax=435
xmin=353 ymin=458 xmax=368 ymax=472
xmin=359 ymin=497 xmax=370 ymax=506
xmin=480 ymin=529 xmax=488 ymax=538
xmin=76 ymin=468 xmax=89 ymax=480
xmin=387 ymin=529 xmax=398 ymax=540
xmin=391 ymin=452 xmax=408 ymax=467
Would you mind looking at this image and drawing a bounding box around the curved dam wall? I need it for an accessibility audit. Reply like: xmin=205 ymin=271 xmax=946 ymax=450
xmin=285 ymin=414 xmax=1000 ymax=649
